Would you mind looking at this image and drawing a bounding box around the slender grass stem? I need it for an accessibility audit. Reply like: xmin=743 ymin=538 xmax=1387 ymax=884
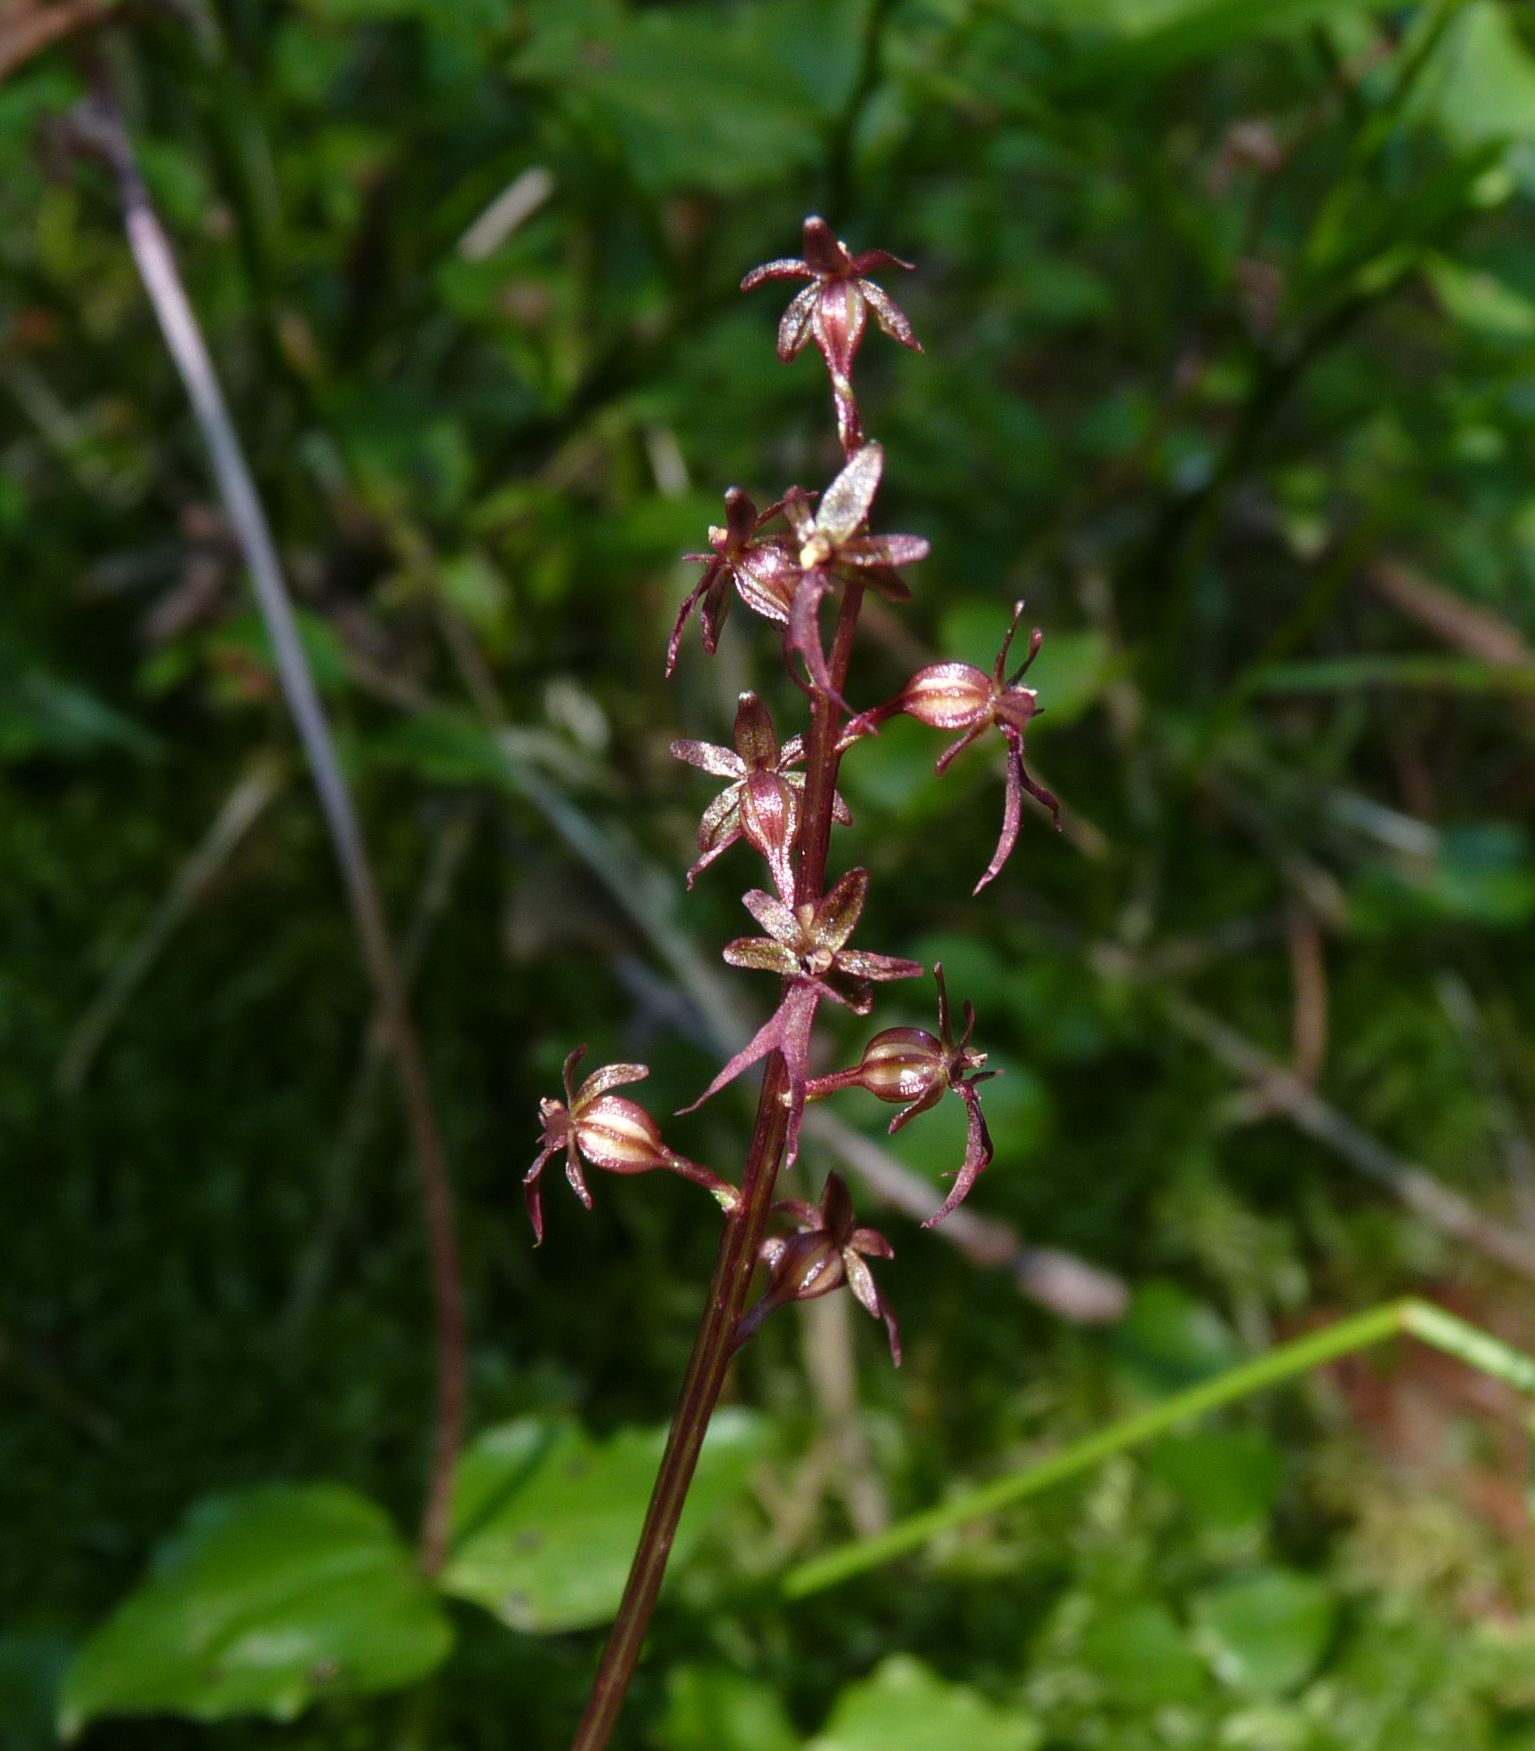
xmin=781 ymin=1296 xmax=1535 ymax=1600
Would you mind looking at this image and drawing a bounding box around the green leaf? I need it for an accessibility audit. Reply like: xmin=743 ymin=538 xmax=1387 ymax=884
xmin=0 ymin=666 xmax=158 ymax=762
xmin=1148 ymin=1426 xmax=1285 ymax=1531
xmin=1048 ymin=0 xmax=1397 ymax=86
xmin=441 ymin=1410 xmax=768 ymax=1633
xmin=808 ymin=1655 xmax=1041 ymax=1751
xmin=1081 ymin=1600 xmax=1209 ymax=1706
xmin=515 ymin=0 xmax=858 ymax=194
xmin=211 ymin=606 xmax=352 ymax=697
xmin=1421 ymin=2 xmax=1535 ymax=152
xmin=1424 ymin=254 xmax=1535 ymax=339
xmin=1193 ymin=1567 xmax=1336 ymax=1694
xmin=1349 ymin=823 xmax=1535 ymax=934
xmin=1113 ymin=1281 xmax=1242 ymax=1396
xmin=59 ymin=1486 xmax=452 ymax=1735
xmin=657 ymin=1664 xmax=800 ymax=1751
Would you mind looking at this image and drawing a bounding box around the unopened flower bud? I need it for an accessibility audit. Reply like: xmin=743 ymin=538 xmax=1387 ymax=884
xmin=572 ymin=1096 xmax=674 ymax=1174
xmin=848 ymin=1027 xmax=948 ymax=1105
xmin=898 ymin=662 xmax=996 ymax=732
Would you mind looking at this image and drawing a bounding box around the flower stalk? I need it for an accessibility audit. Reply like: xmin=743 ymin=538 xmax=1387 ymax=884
xmin=546 ymin=216 xmax=1063 ymax=1747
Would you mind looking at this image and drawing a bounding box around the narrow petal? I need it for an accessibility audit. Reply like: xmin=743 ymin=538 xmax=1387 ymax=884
xmin=923 ymin=1087 xmax=995 ymax=1227
xmin=820 ymin=1171 xmax=856 ymax=1240
xmin=861 ymin=564 xmax=913 ymax=604
xmin=801 ymin=216 xmax=851 ymax=276
xmin=741 ymin=256 xmax=810 ymax=291
xmin=858 ymin=278 xmax=922 ymax=351
xmin=933 ymin=724 xmax=987 ymax=777
xmin=850 ymin=1227 xmax=896 ymax=1260
xmin=687 ymin=830 xmax=737 ymax=889
xmin=842 ymin=1250 xmax=883 ymax=1319
xmin=522 ymin=1140 xmax=563 ymax=1246
xmin=994 ymin=599 xmax=1027 ymax=683
xmin=844 ymin=1253 xmax=902 ymax=1364
xmin=733 ymin=691 xmax=780 ymax=768
xmin=671 ymin=737 xmax=746 ymax=779
xmin=574 ymin=1061 xmax=649 ymax=1106
xmin=776 ymin=282 xmax=819 ymax=361
xmin=771 ymin=1198 xmax=824 ymax=1228
xmin=886 ymin=1083 xmax=944 ymax=1133
xmin=564 ymin=1140 xmax=593 ymax=1212
xmin=849 ymin=248 xmax=914 ymax=274
xmin=722 ymin=936 xmax=798 ymax=975
xmin=780 ymin=733 xmax=807 ymax=767
xmin=665 ymin=559 xmax=726 ymax=676
xmin=813 ymin=866 xmax=869 ymax=952
xmin=560 ymin=1044 xmax=587 ymax=1104
xmin=974 ymin=737 xmax=1025 ymax=896
xmin=776 ymin=981 xmax=822 ymax=1164
xmin=699 ymin=570 xmax=733 ymax=656
xmin=678 ymin=984 xmax=813 ymax=1117
xmin=696 ymin=787 xmax=742 ymax=852
xmin=816 ymin=442 xmax=884 ymax=545
xmin=834 ymin=948 xmax=925 ymax=982
xmin=742 ymin=886 xmax=800 ymax=945
xmin=830 ymin=787 xmax=853 ymax=826
xmin=788 ymin=570 xmax=848 ymax=709
xmin=733 ymin=544 xmax=798 ymax=625
xmin=840 ymin=533 xmax=929 ymax=568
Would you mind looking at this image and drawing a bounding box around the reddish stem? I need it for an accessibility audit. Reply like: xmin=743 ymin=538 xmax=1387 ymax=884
xmin=572 ymin=563 xmax=869 ymax=1751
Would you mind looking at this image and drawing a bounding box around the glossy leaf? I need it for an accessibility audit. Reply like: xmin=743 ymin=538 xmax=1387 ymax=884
xmin=59 ymin=1487 xmax=452 ymax=1735
xmin=808 ymin=1655 xmax=1041 ymax=1751
xmin=441 ymin=1411 xmax=767 ymax=1633
xmin=1081 ymin=1600 xmax=1208 ymax=1706
xmin=1194 ymin=1568 xmax=1337 ymax=1694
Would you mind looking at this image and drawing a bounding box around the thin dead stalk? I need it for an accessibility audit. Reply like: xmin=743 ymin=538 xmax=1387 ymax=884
xmin=82 ymin=88 xmax=465 ymax=1575
xmin=57 ymin=754 xmax=285 ymax=1091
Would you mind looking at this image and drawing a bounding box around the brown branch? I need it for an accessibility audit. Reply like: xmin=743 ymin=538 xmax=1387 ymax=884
xmin=1155 ymin=984 xmax=1535 ymax=1283
xmin=80 ymin=88 xmax=465 ymax=1575
xmin=0 ymin=0 xmax=112 ymax=83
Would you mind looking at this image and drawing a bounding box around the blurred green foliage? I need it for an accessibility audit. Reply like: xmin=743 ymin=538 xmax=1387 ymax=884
xmin=6 ymin=0 xmax=1535 ymax=1744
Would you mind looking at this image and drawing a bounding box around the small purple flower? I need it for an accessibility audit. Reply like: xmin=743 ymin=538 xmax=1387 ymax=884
xmin=525 ymin=1047 xmax=737 ymax=1244
xmin=671 ymin=691 xmax=849 ymax=897
xmin=679 ymin=868 xmax=923 ymax=1164
xmin=666 ymin=488 xmax=798 ymax=676
xmin=781 ymin=442 xmax=927 ymax=705
xmin=806 ymin=964 xmax=998 ymax=1225
xmin=742 ymin=217 xmax=922 ymax=450
xmin=734 ymin=1172 xmax=900 ymax=1364
xmin=847 ymin=602 xmax=1061 ymax=892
